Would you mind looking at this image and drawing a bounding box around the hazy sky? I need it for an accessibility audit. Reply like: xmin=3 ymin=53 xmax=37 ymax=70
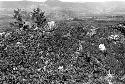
xmin=0 ymin=0 xmax=125 ymax=2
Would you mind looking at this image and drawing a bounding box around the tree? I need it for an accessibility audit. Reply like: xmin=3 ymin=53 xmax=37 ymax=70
xmin=31 ymin=8 xmax=47 ymax=28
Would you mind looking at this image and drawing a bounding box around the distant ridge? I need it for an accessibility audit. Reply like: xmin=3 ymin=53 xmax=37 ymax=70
xmin=1 ymin=0 xmax=125 ymax=15
xmin=0 ymin=1 xmax=42 ymax=8
xmin=44 ymin=0 xmax=125 ymax=15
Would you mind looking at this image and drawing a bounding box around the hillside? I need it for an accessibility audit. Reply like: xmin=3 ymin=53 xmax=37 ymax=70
xmin=45 ymin=0 xmax=125 ymax=15
xmin=1 ymin=0 xmax=125 ymax=15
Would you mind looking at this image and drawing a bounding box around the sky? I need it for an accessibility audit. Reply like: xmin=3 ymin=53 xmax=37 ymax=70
xmin=0 ymin=0 xmax=125 ymax=2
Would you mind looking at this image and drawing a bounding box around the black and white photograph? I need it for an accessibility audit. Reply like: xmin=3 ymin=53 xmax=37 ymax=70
xmin=1 ymin=0 xmax=125 ymax=84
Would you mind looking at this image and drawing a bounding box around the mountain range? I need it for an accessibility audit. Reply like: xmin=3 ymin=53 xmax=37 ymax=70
xmin=0 ymin=0 xmax=125 ymax=16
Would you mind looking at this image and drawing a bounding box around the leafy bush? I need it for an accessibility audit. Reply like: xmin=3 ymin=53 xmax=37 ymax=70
xmin=0 ymin=8 xmax=125 ymax=84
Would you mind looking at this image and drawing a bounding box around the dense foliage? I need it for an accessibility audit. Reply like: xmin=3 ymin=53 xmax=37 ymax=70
xmin=0 ymin=8 xmax=125 ymax=84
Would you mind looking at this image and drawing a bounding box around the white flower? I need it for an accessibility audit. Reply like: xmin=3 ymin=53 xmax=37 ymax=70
xmin=87 ymin=29 xmax=97 ymax=37
xmin=105 ymin=70 xmax=115 ymax=84
xmin=99 ymin=44 xmax=106 ymax=51
xmin=0 ymin=32 xmax=5 ymax=36
xmin=118 ymin=24 xmax=123 ymax=27
xmin=37 ymin=68 xmax=41 ymax=71
xmin=16 ymin=42 xmax=22 ymax=45
xmin=58 ymin=66 xmax=63 ymax=70
xmin=47 ymin=21 xmax=55 ymax=29
xmin=108 ymin=34 xmax=119 ymax=40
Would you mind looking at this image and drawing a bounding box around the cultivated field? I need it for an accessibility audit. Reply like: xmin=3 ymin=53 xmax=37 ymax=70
xmin=0 ymin=8 xmax=125 ymax=84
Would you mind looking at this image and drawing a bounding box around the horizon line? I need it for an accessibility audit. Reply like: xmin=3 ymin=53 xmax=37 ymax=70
xmin=0 ymin=0 xmax=125 ymax=3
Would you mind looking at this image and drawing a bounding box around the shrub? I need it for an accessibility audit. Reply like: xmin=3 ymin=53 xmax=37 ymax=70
xmin=1 ymin=7 xmax=125 ymax=84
